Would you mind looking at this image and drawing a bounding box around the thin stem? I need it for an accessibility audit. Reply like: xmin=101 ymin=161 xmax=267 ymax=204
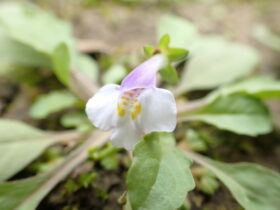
xmin=181 ymin=148 xmax=246 ymax=191
xmin=47 ymin=130 xmax=82 ymax=143
xmin=0 ymin=130 xmax=82 ymax=144
xmin=77 ymin=39 xmax=113 ymax=54
xmin=181 ymin=149 xmax=209 ymax=167
xmin=70 ymin=70 xmax=100 ymax=101
xmin=177 ymin=116 xmax=194 ymax=123
xmin=177 ymin=98 xmax=209 ymax=115
xmin=180 ymin=149 xmax=223 ymax=178
xmin=19 ymin=131 xmax=110 ymax=208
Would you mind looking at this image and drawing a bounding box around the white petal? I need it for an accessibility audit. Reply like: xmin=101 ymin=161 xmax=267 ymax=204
xmin=86 ymin=84 xmax=121 ymax=131
xmin=110 ymin=119 xmax=142 ymax=150
xmin=137 ymin=88 xmax=177 ymax=133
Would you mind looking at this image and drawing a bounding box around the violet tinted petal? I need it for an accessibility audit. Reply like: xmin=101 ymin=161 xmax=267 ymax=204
xmin=121 ymin=54 xmax=167 ymax=90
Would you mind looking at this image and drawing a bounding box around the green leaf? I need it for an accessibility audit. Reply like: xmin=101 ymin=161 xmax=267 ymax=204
xmin=190 ymin=35 xmax=228 ymax=53
xmin=208 ymin=76 xmax=280 ymax=101
xmin=167 ymin=48 xmax=189 ymax=61
xmin=61 ymin=110 xmax=91 ymax=135
xmin=158 ymin=34 xmax=170 ymax=49
xmin=51 ymin=43 xmax=70 ymax=85
xmin=199 ymin=156 xmax=280 ymax=210
xmin=60 ymin=111 xmax=89 ymax=129
xmin=127 ymin=133 xmax=195 ymax=210
xmin=253 ymin=24 xmax=280 ymax=52
xmin=159 ymin=65 xmax=179 ymax=84
xmin=0 ymin=3 xmax=76 ymax=84
xmin=79 ymin=172 xmax=98 ymax=188
xmin=0 ymin=120 xmax=55 ymax=181
xmin=157 ymin=15 xmax=198 ymax=48
xmin=143 ymin=45 xmax=156 ymax=57
xmin=30 ymin=90 xmax=78 ymax=119
xmin=188 ymin=95 xmax=272 ymax=136
xmin=100 ymin=155 xmax=119 ymax=171
xmin=0 ymin=127 xmax=107 ymax=210
xmin=76 ymin=54 xmax=99 ymax=83
xmin=0 ymin=30 xmax=49 ymax=74
xmin=200 ymin=175 xmax=219 ymax=195
xmin=0 ymin=3 xmax=75 ymax=55
xmin=177 ymin=42 xmax=260 ymax=93
xmin=185 ymin=129 xmax=208 ymax=152
xmin=0 ymin=173 xmax=50 ymax=210
xmin=102 ymin=64 xmax=126 ymax=84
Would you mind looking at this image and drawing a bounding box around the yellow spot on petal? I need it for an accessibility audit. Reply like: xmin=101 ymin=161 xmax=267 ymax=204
xmin=122 ymin=102 xmax=128 ymax=106
xmin=131 ymin=112 xmax=136 ymax=120
xmin=121 ymin=96 xmax=129 ymax=100
xmin=131 ymin=104 xmax=142 ymax=120
xmin=135 ymin=104 xmax=142 ymax=115
xmin=124 ymin=92 xmax=133 ymax=97
xmin=117 ymin=104 xmax=126 ymax=116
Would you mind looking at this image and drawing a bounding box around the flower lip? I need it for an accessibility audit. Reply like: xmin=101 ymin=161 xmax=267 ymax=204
xmin=117 ymin=88 xmax=145 ymax=120
xmin=85 ymin=54 xmax=176 ymax=150
xmin=120 ymin=54 xmax=167 ymax=91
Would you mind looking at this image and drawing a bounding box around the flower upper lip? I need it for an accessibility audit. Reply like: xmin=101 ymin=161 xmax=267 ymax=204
xmin=120 ymin=54 xmax=168 ymax=90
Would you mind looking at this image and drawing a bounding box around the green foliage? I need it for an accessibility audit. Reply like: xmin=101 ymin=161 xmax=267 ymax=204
xmin=65 ymin=179 xmax=80 ymax=193
xmin=52 ymin=43 xmax=71 ymax=85
xmin=157 ymin=15 xmax=260 ymax=94
xmin=201 ymin=157 xmax=280 ymax=210
xmin=127 ymin=133 xmax=195 ymax=210
xmin=0 ymin=30 xmax=49 ymax=74
xmin=91 ymin=144 xmax=121 ymax=171
xmin=144 ymin=34 xmax=188 ymax=85
xmin=30 ymin=90 xmax=79 ymax=119
xmin=0 ymin=5 xmax=279 ymax=210
xmin=0 ymin=3 xmax=76 ymax=85
xmin=0 ymin=120 xmax=55 ymax=181
xmin=208 ymin=76 xmax=280 ymax=101
xmin=157 ymin=34 xmax=189 ymax=61
xmin=143 ymin=45 xmax=156 ymax=57
xmin=0 ymin=3 xmax=74 ymax=55
xmin=0 ymin=173 xmax=49 ymax=210
xmin=200 ymin=175 xmax=219 ymax=195
xmin=199 ymin=169 xmax=219 ymax=195
xmin=253 ymin=24 xmax=280 ymax=52
xmin=188 ymin=95 xmax=272 ymax=136
xmin=60 ymin=111 xmax=90 ymax=130
xmin=100 ymin=155 xmax=119 ymax=171
xmin=157 ymin=15 xmax=198 ymax=48
xmin=76 ymin=54 xmax=99 ymax=83
xmin=102 ymin=64 xmax=126 ymax=84
xmin=0 ymin=128 xmax=105 ymax=210
xmin=177 ymin=41 xmax=260 ymax=92
xmin=167 ymin=48 xmax=189 ymax=62
xmin=79 ymin=172 xmax=98 ymax=188
xmin=0 ymin=2 xmax=100 ymax=86
xmin=159 ymin=65 xmax=179 ymax=84
xmin=185 ymin=129 xmax=208 ymax=152
xmin=89 ymin=143 xmax=120 ymax=161
xmin=158 ymin=34 xmax=170 ymax=49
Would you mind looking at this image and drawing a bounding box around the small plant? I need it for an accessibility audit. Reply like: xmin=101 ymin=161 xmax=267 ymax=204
xmin=0 ymin=3 xmax=280 ymax=210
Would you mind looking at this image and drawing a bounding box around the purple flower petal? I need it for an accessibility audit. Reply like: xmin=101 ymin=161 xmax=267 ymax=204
xmin=121 ymin=54 xmax=167 ymax=90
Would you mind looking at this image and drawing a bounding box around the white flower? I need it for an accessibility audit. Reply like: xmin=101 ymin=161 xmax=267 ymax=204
xmin=86 ymin=54 xmax=177 ymax=150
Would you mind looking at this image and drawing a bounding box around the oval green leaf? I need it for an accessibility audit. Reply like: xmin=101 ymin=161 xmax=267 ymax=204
xmin=187 ymin=95 xmax=272 ymax=136
xmin=0 ymin=120 xmax=56 ymax=181
xmin=127 ymin=133 xmax=195 ymax=210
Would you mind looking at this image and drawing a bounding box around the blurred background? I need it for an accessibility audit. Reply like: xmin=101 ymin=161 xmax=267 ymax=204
xmin=1 ymin=0 xmax=279 ymax=123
